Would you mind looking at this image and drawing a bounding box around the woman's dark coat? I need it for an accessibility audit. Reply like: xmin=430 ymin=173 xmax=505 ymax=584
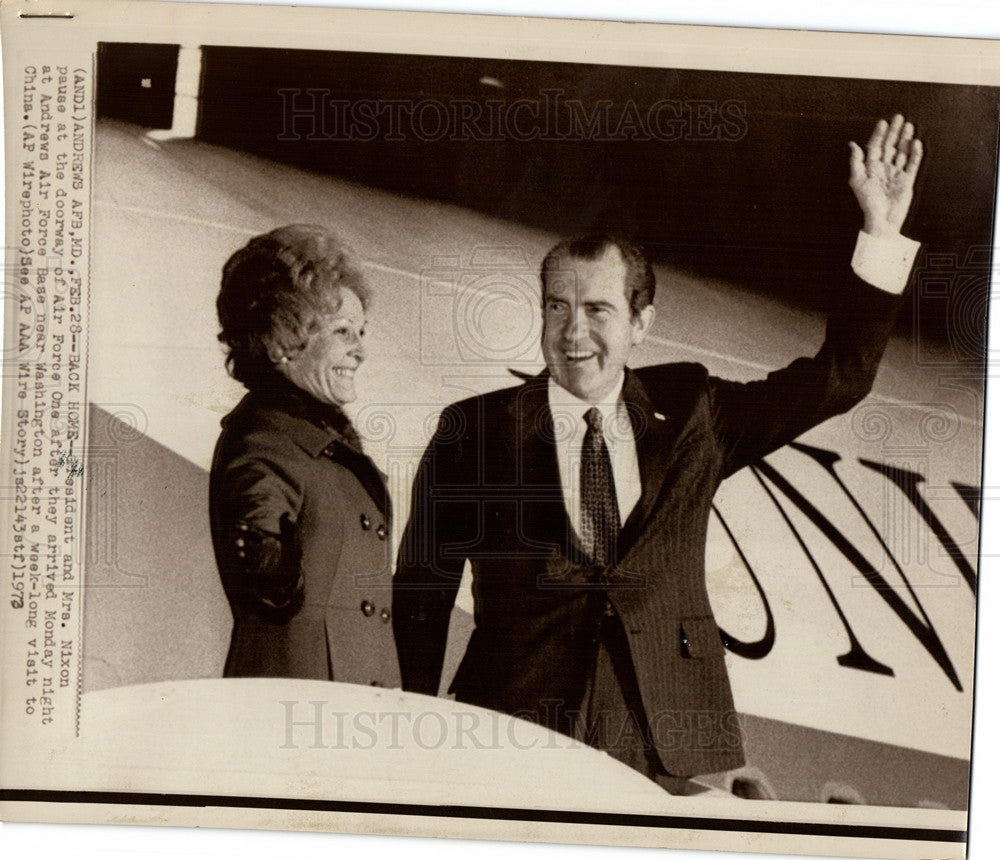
xmin=211 ymin=376 xmax=400 ymax=687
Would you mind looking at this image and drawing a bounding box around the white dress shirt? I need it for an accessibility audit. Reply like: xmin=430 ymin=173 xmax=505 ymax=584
xmin=548 ymin=373 xmax=642 ymax=539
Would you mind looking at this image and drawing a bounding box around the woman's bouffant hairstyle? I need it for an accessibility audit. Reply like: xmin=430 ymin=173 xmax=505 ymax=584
xmin=217 ymin=224 xmax=370 ymax=390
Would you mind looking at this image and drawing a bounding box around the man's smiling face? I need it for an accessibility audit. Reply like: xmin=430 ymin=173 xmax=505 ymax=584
xmin=541 ymin=246 xmax=655 ymax=404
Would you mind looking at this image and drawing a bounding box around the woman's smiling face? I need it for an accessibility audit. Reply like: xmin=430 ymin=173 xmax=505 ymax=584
xmin=275 ymin=287 xmax=367 ymax=406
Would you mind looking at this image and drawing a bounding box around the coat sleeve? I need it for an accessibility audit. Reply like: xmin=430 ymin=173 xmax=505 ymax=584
xmin=392 ymin=402 xmax=475 ymax=696
xmin=213 ymin=428 xmax=307 ymax=617
xmin=710 ymin=274 xmax=905 ymax=479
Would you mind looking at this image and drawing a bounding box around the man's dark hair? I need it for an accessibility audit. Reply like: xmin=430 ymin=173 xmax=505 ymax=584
xmin=217 ymin=224 xmax=370 ymax=390
xmin=540 ymin=233 xmax=656 ymax=319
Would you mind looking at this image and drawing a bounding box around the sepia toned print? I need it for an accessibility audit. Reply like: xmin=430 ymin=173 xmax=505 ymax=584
xmin=2 ymin=3 xmax=999 ymax=859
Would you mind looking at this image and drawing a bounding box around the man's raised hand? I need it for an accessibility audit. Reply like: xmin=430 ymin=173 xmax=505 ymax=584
xmin=848 ymin=114 xmax=923 ymax=238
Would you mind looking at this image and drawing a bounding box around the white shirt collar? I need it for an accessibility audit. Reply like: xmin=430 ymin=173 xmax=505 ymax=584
xmin=547 ymin=372 xmax=626 ymax=422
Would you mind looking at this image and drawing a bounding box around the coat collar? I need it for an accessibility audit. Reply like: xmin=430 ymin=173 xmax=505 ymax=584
xmin=227 ymin=374 xmax=390 ymax=518
xmin=235 ymin=372 xmax=364 ymax=459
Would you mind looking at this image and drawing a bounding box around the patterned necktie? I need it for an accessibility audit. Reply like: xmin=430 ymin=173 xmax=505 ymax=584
xmin=580 ymin=406 xmax=620 ymax=567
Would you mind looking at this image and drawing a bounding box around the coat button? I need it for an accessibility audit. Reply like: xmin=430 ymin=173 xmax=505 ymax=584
xmin=360 ymin=514 xmax=371 ymax=530
xmin=361 ymin=600 xmax=375 ymax=617
xmin=380 ymin=608 xmax=391 ymax=623
xmin=234 ymin=523 xmax=248 ymax=558
xmin=376 ymin=523 xmax=387 ymax=540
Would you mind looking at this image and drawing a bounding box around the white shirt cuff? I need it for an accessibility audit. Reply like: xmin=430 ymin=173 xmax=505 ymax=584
xmin=850 ymin=230 xmax=920 ymax=295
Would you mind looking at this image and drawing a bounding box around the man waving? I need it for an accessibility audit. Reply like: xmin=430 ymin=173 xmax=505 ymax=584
xmin=393 ymin=115 xmax=923 ymax=794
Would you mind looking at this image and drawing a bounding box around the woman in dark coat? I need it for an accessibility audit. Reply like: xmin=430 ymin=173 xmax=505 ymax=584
xmin=210 ymin=224 xmax=400 ymax=687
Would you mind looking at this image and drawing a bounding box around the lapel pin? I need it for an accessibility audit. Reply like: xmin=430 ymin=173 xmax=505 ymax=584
xmin=654 ymin=412 xmax=666 ymax=421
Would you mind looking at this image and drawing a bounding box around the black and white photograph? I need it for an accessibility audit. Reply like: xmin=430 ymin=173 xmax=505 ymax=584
xmin=2 ymin=1 xmax=1000 ymax=859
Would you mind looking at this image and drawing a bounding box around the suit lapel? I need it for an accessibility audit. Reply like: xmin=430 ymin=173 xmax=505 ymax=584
xmin=510 ymin=369 xmax=686 ymax=563
xmin=510 ymin=372 xmax=576 ymax=557
xmin=617 ymin=368 xmax=681 ymax=555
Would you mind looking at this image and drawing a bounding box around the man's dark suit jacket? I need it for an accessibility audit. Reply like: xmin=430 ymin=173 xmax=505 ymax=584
xmin=393 ymin=276 xmax=903 ymax=778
